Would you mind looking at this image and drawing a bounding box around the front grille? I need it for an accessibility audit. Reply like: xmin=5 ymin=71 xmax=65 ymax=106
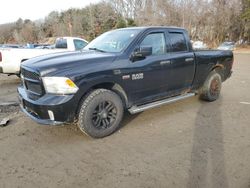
xmin=21 ymin=67 xmax=44 ymax=100
xmin=21 ymin=68 xmax=40 ymax=80
xmin=26 ymin=81 xmax=43 ymax=94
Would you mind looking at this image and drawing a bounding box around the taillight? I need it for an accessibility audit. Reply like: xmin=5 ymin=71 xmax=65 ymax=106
xmin=0 ymin=52 xmax=2 ymax=62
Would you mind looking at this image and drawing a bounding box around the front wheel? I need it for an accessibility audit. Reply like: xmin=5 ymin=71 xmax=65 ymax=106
xmin=78 ymin=89 xmax=124 ymax=138
xmin=200 ymin=70 xmax=222 ymax=101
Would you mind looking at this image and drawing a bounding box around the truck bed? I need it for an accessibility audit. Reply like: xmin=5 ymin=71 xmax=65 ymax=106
xmin=193 ymin=49 xmax=233 ymax=89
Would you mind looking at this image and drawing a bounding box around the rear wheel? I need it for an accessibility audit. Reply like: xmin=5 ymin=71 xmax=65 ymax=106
xmin=200 ymin=70 xmax=222 ymax=101
xmin=78 ymin=89 xmax=124 ymax=138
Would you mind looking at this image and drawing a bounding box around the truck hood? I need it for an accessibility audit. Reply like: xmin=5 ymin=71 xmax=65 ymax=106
xmin=22 ymin=50 xmax=117 ymax=77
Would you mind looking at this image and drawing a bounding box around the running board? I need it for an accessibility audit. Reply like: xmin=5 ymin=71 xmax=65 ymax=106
xmin=128 ymin=93 xmax=195 ymax=114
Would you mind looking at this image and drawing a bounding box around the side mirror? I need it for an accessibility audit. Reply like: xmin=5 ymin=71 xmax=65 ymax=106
xmin=130 ymin=46 xmax=152 ymax=62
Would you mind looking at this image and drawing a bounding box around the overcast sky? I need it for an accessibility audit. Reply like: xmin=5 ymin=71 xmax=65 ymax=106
xmin=0 ymin=0 xmax=101 ymax=24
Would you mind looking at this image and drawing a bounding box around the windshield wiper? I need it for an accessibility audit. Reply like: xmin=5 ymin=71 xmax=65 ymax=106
xmin=88 ymin=48 xmax=107 ymax=53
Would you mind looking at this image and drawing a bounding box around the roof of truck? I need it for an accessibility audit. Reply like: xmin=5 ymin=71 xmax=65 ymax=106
xmin=116 ymin=26 xmax=186 ymax=31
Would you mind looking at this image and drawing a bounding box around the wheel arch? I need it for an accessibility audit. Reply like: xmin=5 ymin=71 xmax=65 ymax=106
xmin=75 ymin=81 xmax=129 ymax=120
xmin=197 ymin=63 xmax=224 ymax=92
xmin=211 ymin=64 xmax=225 ymax=81
xmin=90 ymin=82 xmax=129 ymax=107
xmin=212 ymin=64 xmax=224 ymax=69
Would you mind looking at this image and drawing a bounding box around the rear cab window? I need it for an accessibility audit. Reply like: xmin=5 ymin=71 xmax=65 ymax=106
xmin=168 ymin=32 xmax=188 ymax=52
xmin=55 ymin=38 xmax=68 ymax=49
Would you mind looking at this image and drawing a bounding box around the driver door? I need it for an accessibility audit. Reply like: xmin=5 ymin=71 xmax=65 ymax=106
xmin=126 ymin=31 xmax=172 ymax=105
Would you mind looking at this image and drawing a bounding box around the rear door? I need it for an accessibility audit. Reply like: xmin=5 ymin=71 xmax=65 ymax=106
xmin=166 ymin=30 xmax=195 ymax=93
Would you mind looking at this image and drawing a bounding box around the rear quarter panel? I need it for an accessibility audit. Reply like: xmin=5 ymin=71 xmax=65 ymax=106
xmin=193 ymin=50 xmax=233 ymax=89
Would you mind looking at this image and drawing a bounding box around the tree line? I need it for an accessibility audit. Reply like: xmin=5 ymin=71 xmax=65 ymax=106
xmin=0 ymin=0 xmax=249 ymax=46
xmin=109 ymin=0 xmax=250 ymax=46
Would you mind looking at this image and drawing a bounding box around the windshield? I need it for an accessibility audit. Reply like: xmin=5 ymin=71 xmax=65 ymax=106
xmin=84 ymin=29 xmax=141 ymax=53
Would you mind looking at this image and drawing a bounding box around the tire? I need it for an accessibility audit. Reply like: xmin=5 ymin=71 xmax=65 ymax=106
xmin=200 ymin=70 xmax=222 ymax=101
xmin=78 ymin=89 xmax=124 ymax=138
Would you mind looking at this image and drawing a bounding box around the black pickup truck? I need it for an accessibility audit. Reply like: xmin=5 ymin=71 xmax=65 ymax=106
xmin=18 ymin=26 xmax=233 ymax=138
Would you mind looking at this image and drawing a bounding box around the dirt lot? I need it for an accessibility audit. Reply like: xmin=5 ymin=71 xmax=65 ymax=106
xmin=0 ymin=54 xmax=250 ymax=188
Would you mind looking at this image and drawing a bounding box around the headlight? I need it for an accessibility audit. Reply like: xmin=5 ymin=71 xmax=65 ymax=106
xmin=42 ymin=77 xmax=79 ymax=94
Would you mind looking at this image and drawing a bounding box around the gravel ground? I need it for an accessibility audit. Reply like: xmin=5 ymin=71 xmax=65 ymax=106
xmin=0 ymin=54 xmax=250 ymax=188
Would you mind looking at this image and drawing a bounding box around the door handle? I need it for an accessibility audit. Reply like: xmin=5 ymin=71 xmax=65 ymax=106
xmin=185 ymin=58 xmax=194 ymax=62
xmin=160 ymin=60 xmax=171 ymax=65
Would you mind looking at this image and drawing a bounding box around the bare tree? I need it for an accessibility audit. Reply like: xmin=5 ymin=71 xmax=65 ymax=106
xmin=0 ymin=0 xmax=248 ymax=45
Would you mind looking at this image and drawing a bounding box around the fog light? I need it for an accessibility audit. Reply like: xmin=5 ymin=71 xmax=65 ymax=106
xmin=48 ymin=110 xmax=54 ymax=121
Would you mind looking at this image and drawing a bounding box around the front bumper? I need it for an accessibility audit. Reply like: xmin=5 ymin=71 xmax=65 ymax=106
xmin=18 ymin=86 xmax=78 ymax=125
xmin=20 ymin=104 xmax=64 ymax=125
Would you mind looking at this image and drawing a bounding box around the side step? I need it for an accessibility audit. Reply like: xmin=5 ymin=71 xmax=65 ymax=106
xmin=128 ymin=93 xmax=195 ymax=114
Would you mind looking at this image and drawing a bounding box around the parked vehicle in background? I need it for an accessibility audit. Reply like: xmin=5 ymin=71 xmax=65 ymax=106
xmin=18 ymin=26 xmax=233 ymax=138
xmin=217 ymin=42 xmax=235 ymax=51
xmin=25 ymin=43 xmax=51 ymax=49
xmin=1 ymin=44 xmax=21 ymax=48
xmin=35 ymin=44 xmax=53 ymax=49
xmin=0 ymin=37 xmax=88 ymax=74
xmin=192 ymin=40 xmax=208 ymax=50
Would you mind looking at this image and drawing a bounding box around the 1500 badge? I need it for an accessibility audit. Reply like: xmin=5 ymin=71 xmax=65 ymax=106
xmin=132 ymin=73 xmax=144 ymax=80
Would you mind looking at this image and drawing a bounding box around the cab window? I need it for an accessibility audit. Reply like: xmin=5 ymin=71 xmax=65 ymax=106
xmin=169 ymin=32 xmax=188 ymax=52
xmin=55 ymin=38 xmax=67 ymax=49
xmin=74 ymin=39 xmax=88 ymax=50
xmin=140 ymin=33 xmax=166 ymax=55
